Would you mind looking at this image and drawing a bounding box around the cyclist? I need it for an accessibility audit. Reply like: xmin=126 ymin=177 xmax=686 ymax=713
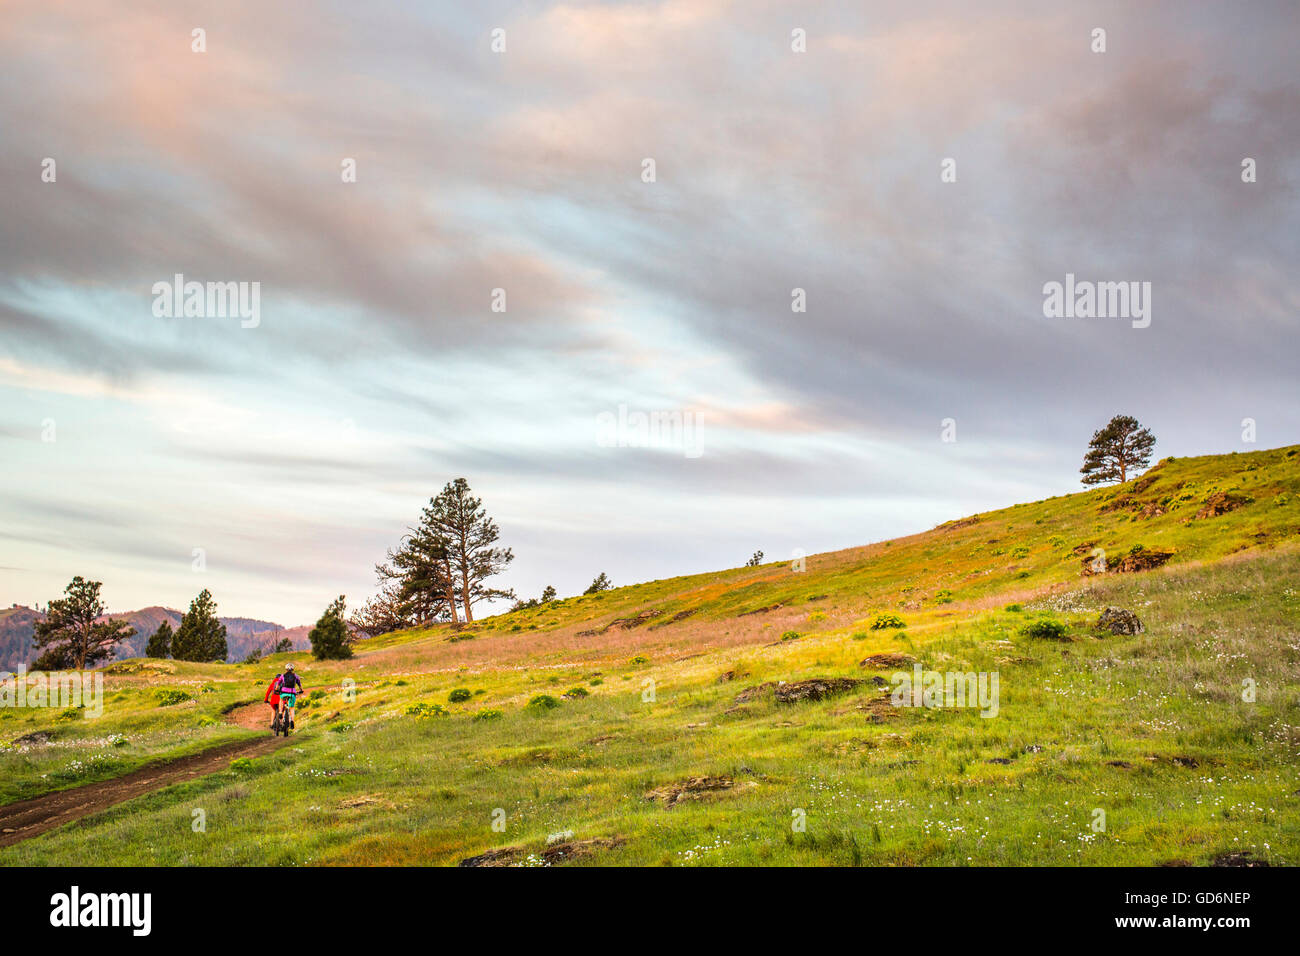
xmin=263 ymin=673 xmax=282 ymax=730
xmin=275 ymin=662 xmax=305 ymax=731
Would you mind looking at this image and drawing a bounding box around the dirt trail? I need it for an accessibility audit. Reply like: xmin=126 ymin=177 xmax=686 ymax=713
xmin=0 ymin=704 xmax=288 ymax=849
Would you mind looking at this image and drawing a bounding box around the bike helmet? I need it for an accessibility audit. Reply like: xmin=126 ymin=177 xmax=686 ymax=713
xmin=285 ymin=662 xmax=294 ymax=671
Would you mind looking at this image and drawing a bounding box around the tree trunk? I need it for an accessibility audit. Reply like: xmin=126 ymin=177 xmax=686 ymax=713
xmin=74 ymin=622 xmax=89 ymax=669
xmin=459 ymin=529 xmax=473 ymax=623
xmin=442 ymin=556 xmax=459 ymax=624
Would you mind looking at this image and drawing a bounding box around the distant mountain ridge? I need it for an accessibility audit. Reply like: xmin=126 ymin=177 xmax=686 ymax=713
xmin=0 ymin=604 xmax=311 ymax=671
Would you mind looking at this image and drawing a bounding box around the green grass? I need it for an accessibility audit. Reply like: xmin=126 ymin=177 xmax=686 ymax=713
xmin=2 ymin=445 xmax=1298 ymax=865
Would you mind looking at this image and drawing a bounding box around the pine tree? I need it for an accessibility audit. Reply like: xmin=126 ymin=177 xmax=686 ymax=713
xmin=540 ymin=585 xmax=557 ymax=603
xmin=584 ymin=572 xmax=613 ymax=595
xmin=349 ymin=582 xmax=409 ymax=637
xmin=31 ymin=576 xmax=135 ymax=670
xmin=145 ymin=619 xmax=173 ymax=658
xmin=371 ymin=479 xmax=516 ymax=626
xmin=172 ymin=589 xmax=228 ymax=662
xmin=1080 ymin=415 xmax=1156 ymax=485
xmin=377 ymin=521 xmax=460 ymax=625
xmin=309 ymin=595 xmax=353 ymax=660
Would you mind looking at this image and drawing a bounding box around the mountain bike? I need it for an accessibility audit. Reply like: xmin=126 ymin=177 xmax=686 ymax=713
xmin=273 ymin=692 xmax=297 ymax=736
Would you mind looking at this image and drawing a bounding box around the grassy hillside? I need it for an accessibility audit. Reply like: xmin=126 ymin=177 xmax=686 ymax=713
xmin=2 ymin=445 xmax=1297 ymax=866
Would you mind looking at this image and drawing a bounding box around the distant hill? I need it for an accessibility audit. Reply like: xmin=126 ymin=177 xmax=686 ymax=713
xmin=0 ymin=605 xmax=311 ymax=671
xmin=0 ymin=606 xmax=44 ymax=674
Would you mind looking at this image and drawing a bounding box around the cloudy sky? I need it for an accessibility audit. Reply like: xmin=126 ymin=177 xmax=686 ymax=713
xmin=2 ymin=1 xmax=1297 ymax=625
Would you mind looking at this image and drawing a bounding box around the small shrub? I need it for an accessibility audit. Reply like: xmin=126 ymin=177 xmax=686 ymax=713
xmin=448 ymin=688 xmax=472 ymax=703
xmin=329 ymin=722 xmax=354 ymax=733
xmin=563 ymin=686 xmax=589 ymax=699
xmin=807 ymin=611 xmax=827 ymax=623
xmin=155 ymin=689 xmax=193 ymax=707
xmin=1022 ymin=618 xmax=1069 ymax=641
xmin=851 ymin=631 xmax=869 ymax=641
xmin=197 ymin=716 xmax=217 ymax=727
xmin=1012 ymin=547 xmax=1030 ymax=559
xmin=1004 ymin=603 xmax=1023 ymax=612
xmin=870 ymin=614 xmax=906 ymax=630
xmin=630 ymin=655 xmax=649 ymax=665
xmin=406 ymin=702 xmax=449 ymax=718
xmin=527 ymin=694 xmax=561 ymax=711
xmin=781 ymin=630 xmax=801 ymax=642
xmin=230 ymin=758 xmax=254 ymax=771
xmin=54 ymin=707 xmax=81 ymax=721
xmin=472 ymin=708 xmax=503 ymax=722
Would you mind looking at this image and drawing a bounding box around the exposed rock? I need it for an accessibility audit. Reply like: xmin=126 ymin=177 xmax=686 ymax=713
xmin=645 ymin=775 xmax=737 ymax=808
xmin=458 ymin=846 xmax=522 ymax=867
xmin=859 ymin=652 xmax=917 ymax=669
xmin=1096 ymin=607 xmax=1144 ymax=636
xmin=775 ymin=678 xmax=863 ymax=703
xmin=738 ymin=603 xmax=783 ymax=617
xmin=577 ymin=609 xmax=663 ymax=636
xmin=540 ymin=837 xmax=625 ymax=864
xmin=458 ymin=837 xmax=626 ymax=867
xmin=1112 ymin=546 xmax=1175 ymax=573
xmin=1131 ymin=474 xmax=1161 ymax=493
xmin=830 ymin=695 xmax=897 ymax=722
xmin=1211 ymin=851 xmax=1270 ymax=868
xmin=613 ymin=609 xmax=662 ymax=629
xmin=1195 ymin=491 xmax=1252 ymax=520
xmin=986 ymin=757 xmax=1012 ymax=765
xmin=1079 ymin=553 xmax=1107 ymax=576
xmin=12 ymin=731 xmax=55 ymax=747
xmin=733 ymin=682 xmax=778 ymax=703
